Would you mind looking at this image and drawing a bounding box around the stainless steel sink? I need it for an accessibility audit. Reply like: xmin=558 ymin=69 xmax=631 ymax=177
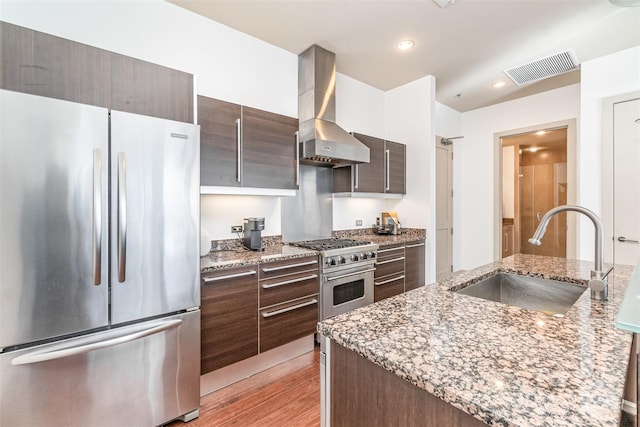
xmin=454 ymin=273 xmax=587 ymax=315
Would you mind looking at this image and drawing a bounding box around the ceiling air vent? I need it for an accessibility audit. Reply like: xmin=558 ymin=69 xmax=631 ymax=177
xmin=503 ymin=50 xmax=579 ymax=86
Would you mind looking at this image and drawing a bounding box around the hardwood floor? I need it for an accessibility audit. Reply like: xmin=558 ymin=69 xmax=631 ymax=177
xmin=168 ymin=347 xmax=320 ymax=427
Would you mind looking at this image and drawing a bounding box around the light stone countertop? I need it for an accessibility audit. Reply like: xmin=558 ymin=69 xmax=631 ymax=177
xmin=318 ymin=254 xmax=635 ymax=427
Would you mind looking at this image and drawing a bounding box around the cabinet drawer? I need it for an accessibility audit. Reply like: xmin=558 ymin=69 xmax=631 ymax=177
xmin=374 ymin=273 xmax=405 ymax=302
xmin=376 ymin=244 xmax=404 ymax=259
xmin=201 ymin=266 xmax=258 ymax=374
xmin=375 ymin=255 xmax=405 ymax=278
xmin=259 ymin=256 xmax=319 ymax=279
xmin=260 ymin=271 xmax=319 ymax=308
xmin=405 ymin=240 xmax=426 ymax=291
xmin=259 ymin=296 xmax=318 ymax=353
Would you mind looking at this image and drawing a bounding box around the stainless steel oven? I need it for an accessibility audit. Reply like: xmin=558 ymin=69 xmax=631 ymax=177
xmin=321 ymin=262 xmax=375 ymax=320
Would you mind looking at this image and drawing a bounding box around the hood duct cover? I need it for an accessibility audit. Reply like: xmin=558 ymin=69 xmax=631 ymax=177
xmin=298 ymin=45 xmax=369 ymax=167
xmin=503 ymin=50 xmax=579 ymax=86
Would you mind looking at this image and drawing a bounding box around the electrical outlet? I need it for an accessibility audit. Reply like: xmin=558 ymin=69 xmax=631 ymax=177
xmin=355 ymin=219 xmax=363 ymax=226
xmin=231 ymin=225 xmax=243 ymax=233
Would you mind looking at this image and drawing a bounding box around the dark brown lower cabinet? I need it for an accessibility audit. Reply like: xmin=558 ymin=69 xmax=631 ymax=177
xmin=200 ymin=266 xmax=258 ymax=374
xmin=374 ymin=243 xmax=405 ymax=302
xmin=258 ymin=256 xmax=319 ymax=352
xmin=330 ymin=342 xmax=486 ymax=427
xmin=259 ymin=296 xmax=319 ymax=353
xmin=404 ymin=240 xmax=426 ymax=291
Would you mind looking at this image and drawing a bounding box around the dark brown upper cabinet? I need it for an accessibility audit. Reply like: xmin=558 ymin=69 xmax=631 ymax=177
xmin=333 ymin=132 xmax=406 ymax=195
xmin=1 ymin=22 xmax=194 ymax=123
xmin=198 ymin=95 xmax=299 ymax=190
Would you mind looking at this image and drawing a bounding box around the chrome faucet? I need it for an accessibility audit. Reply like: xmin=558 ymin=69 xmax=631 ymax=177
xmin=528 ymin=205 xmax=612 ymax=301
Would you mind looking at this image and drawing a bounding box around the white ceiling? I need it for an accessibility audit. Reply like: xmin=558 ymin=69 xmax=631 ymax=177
xmin=169 ymin=0 xmax=640 ymax=112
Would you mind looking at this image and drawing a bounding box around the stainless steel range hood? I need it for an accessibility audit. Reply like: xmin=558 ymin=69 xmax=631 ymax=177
xmin=298 ymin=45 xmax=369 ymax=167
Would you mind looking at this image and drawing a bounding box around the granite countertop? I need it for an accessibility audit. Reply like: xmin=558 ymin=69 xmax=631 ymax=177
xmin=334 ymin=227 xmax=426 ymax=245
xmin=318 ymin=254 xmax=635 ymax=427
xmin=200 ymin=242 xmax=317 ymax=273
xmin=615 ymin=259 xmax=640 ymax=333
xmin=201 ymin=228 xmax=427 ymax=272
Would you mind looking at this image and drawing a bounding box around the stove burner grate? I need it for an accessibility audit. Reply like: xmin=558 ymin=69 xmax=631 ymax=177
xmin=290 ymin=238 xmax=372 ymax=251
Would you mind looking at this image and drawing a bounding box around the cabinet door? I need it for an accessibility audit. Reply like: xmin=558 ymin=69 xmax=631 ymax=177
xmin=242 ymin=106 xmax=299 ymax=189
xmin=201 ymin=267 xmax=258 ymax=374
xmin=385 ymin=140 xmax=406 ymax=194
xmin=0 ymin=22 xmax=110 ymax=108
xmin=352 ymin=133 xmax=385 ymax=193
xmin=198 ymin=96 xmax=242 ymax=187
xmin=110 ymin=53 xmax=193 ymax=123
xmin=405 ymin=240 xmax=426 ymax=291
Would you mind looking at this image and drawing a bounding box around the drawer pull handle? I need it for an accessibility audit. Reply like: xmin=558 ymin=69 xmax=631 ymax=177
xmin=375 ymin=275 xmax=405 ymax=286
xmin=376 ymin=256 xmax=405 ymax=265
xmin=262 ymin=299 xmax=318 ymax=318
xmin=262 ymin=274 xmax=318 ymax=289
xmin=203 ymin=270 xmax=256 ymax=283
xmin=405 ymin=242 xmax=425 ymax=248
xmin=262 ymin=260 xmax=317 ymax=272
xmin=377 ymin=247 xmax=403 ymax=254
xmin=326 ymin=268 xmax=376 ymax=281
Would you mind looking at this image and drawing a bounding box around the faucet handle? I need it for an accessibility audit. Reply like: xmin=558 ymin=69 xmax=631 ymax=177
xmin=588 ymin=267 xmax=612 ymax=301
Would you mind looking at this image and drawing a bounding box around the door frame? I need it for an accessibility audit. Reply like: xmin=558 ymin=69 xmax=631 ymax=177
xmin=493 ymin=119 xmax=577 ymax=261
xmin=601 ymin=91 xmax=640 ymax=264
xmin=435 ymin=135 xmax=453 ymax=280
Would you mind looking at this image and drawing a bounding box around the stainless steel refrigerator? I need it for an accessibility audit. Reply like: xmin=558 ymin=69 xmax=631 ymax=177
xmin=0 ymin=89 xmax=201 ymax=426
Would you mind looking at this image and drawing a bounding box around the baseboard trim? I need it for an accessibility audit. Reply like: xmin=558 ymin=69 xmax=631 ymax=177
xmin=200 ymin=335 xmax=315 ymax=396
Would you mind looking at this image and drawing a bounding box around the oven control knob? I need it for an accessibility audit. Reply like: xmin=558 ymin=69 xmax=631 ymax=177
xmin=360 ymin=253 xmax=367 ymax=260
xmin=368 ymin=251 xmax=376 ymax=259
xmin=338 ymin=256 xmax=346 ymax=264
xmin=328 ymin=257 xmax=336 ymax=266
xmin=350 ymin=254 xmax=359 ymax=262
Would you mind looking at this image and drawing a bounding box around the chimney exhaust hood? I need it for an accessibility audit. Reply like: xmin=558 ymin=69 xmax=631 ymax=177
xmin=298 ymin=45 xmax=369 ymax=167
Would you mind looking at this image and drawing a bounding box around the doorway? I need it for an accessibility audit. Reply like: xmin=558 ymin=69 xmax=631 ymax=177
xmin=502 ymin=129 xmax=568 ymax=257
xmin=435 ymin=135 xmax=453 ymax=281
xmin=494 ymin=119 xmax=577 ymax=261
xmin=602 ymin=92 xmax=640 ymax=266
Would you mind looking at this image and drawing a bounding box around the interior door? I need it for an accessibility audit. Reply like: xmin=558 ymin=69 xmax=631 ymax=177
xmin=613 ymin=98 xmax=640 ymax=266
xmin=110 ymin=111 xmax=200 ymax=325
xmin=435 ymin=136 xmax=453 ymax=281
xmin=0 ymin=90 xmax=109 ymax=348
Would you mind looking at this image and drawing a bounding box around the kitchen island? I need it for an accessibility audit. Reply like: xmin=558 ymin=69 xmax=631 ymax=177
xmin=318 ymin=254 xmax=635 ymax=427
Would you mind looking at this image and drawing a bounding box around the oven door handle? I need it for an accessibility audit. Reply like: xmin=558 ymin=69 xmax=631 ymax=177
xmin=325 ymin=268 xmax=376 ymax=281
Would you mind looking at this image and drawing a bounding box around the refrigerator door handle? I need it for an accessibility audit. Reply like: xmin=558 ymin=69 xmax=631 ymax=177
xmin=11 ymin=319 xmax=182 ymax=366
xmin=93 ymin=148 xmax=102 ymax=285
xmin=117 ymin=151 xmax=127 ymax=282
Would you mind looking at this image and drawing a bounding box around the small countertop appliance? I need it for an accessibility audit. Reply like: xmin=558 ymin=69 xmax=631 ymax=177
xmin=244 ymin=217 xmax=265 ymax=251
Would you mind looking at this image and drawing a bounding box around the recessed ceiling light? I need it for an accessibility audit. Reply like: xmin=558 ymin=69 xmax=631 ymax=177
xmin=529 ymin=147 xmax=538 ymax=153
xmin=536 ymin=130 xmax=546 ymax=136
xmin=492 ymin=80 xmax=506 ymax=89
xmin=433 ymin=0 xmax=455 ymax=8
xmin=396 ymin=40 xmax=415 ymax=50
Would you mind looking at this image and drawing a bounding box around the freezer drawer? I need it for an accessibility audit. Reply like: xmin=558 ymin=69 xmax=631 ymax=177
xmin=0 ymin=310 xmax=200 ymax=427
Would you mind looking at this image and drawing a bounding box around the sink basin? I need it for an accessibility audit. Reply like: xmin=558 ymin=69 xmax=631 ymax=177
xmin=454 ymin=273 xmax=587 ymax=315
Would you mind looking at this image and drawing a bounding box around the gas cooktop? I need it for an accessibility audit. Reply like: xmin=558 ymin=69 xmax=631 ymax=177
xmin=289 ymin=238 xmax=372 ymax=251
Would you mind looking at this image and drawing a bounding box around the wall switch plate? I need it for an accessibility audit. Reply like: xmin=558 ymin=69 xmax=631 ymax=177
xmin=231 ymin=225 xmax=243 ymax=233
xmin=355 ymin=219 xmax=363 ymax=226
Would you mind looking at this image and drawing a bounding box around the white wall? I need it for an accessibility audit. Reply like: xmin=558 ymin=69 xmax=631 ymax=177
xmin=386 ymin=76 xmax=436 ymax=282
xmin=580 ymin=46 xmax=640 ymax=260
xmin=457 ymin=84 xmax=581 ymax=269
